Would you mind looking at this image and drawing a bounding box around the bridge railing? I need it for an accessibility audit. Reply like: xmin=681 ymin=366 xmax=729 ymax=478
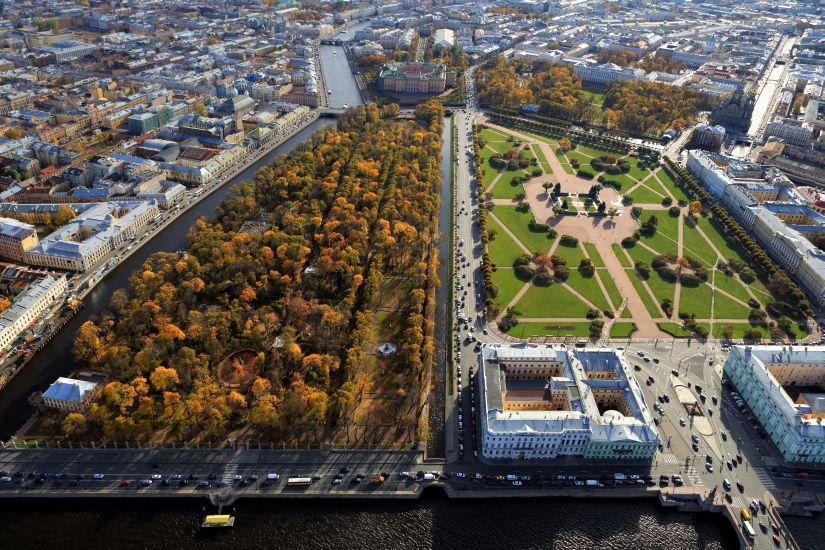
xmin=0 ymin=439 xmax=421 ymax=453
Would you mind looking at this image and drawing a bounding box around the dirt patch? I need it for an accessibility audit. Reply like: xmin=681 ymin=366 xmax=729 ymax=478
xmin=217 ymin=348 xmax=258 ymax=389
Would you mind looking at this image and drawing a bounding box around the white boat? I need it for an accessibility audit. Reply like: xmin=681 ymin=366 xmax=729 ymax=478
xmin=328 ymin=89 xmax=332 ymax=94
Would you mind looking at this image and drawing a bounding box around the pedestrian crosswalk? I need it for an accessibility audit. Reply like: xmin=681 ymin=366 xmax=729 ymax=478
xmin=761 ymin=455 xmax=779 ymax=468
xmin=728 ymin=495 xmax=748 ymax=509
xmin=660 ymin=453 xmax=678 ymax=465
xmin=685 ymin=465 xmax=704 ymax=486
xmin=752 ymin=467 xmax=777 ymax=491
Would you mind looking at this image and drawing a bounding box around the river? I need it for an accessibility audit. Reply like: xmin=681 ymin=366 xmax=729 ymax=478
xmin=0 ymin=493 xmax=739 ymax=549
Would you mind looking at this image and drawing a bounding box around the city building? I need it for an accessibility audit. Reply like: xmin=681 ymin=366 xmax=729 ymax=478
xmin=0 ymin=275 xmax=67 ymax=351
xmin=479 ymin=344 xmax=659 ymax=461
xmin=41 ymin=377 xmax=100 ymax=412
xmin=687 ymin=150 xmax=825 ymax=307
xmin=573 ymin=60 xmax=644 ymax=85
xmin=376 ymin=62 xmax=449 ymax=94
xmin=690 ymin=124 xmax=726 ymax=151
xmin=24 ymin=201 xmax=159 ymax=272
xmin=724 ymin=346 xmax=825 ymax=464
xmin=765 ymin=119 xmax=814 ymax=148
xmin=0 ymin=217 xmax=39 ymax=262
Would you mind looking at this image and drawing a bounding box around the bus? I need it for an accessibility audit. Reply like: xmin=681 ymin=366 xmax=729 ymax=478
xmin=742 ymin=520 xmax=756 ymax=541
xmin=287 ymin=477 xmax=312 ymax=487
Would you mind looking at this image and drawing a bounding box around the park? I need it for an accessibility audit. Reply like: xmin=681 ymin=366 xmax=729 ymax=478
xmin=477 ymin=123 xmax=810 ymax=342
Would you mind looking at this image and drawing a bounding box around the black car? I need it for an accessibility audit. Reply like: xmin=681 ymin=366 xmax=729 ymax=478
xmin=339 ymin=467 xmax=349 ymax=474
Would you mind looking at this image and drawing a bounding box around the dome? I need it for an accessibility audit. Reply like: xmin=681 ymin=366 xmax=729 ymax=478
xmin=103 ymin=213 xmax=115 ymax=225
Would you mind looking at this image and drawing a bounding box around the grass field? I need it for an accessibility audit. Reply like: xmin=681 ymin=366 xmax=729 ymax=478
xmin=532 ymin=143 xmax=552 ymax=174
xmin=492 ymin=267 xmax=524 ymax=310
xmin=506 ymin=321 xmax=594 ymax=338
xmin=584 ymin=242 xmax=604 ymax=267
xmin=610 ymin=322 xmax=637 ymax=338
xmin=489 ymin=168 xmax=528 ymax=199
xmin=566 ymin=271 xmax=611 ymax=312
xmin=627 ymin=183 xmax=665 ymax=205
xmin=486 ymin=216 xmax=523 ymax=266
xmin=627 ymin=269 xmax=662 ymax=317
xmin=490 ymin=205 xmax=554 ymax=255
xmin=515 ymin=283 xmax=591 ymax=318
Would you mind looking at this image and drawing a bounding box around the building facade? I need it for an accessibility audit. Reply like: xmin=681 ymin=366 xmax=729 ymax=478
xmin=377 ymin=62 xmax=448 ymax=94
xmin=479 ymin=345 xmax=659 ymax=461
xmin=41 ymin=377 xmax=100 ymax=412
xmin=724 ymin=346 xmax=825 ymax=464
xmin=0 ymin=217 xmax=39 ymax=262
xmin=0 ymin=275 xmax=67 ymax=351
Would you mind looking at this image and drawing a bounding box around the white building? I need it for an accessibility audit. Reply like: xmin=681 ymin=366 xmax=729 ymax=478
xmin=0 ymin=275 xmax=67 ymax=351
xmin=24 ymin=201 xmax=159 ymax=272
xmin=433 ymin=28 xmax=456 ymax=51
xmin=42 ymin=377 xmax=100 ymax=412
xmin=765 ymin=119 xmax=814 ymax=148
xmin=479 ymin=345 xmax=659 ymax=461
xmin=724 ymin=346 xmax=825 ymax=464
xmin=573 ymin=60 xmax=645 ymax=85
xmin=687 ymin=150 xmax=825 ymax=307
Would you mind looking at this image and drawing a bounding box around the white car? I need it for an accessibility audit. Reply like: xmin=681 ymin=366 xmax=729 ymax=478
xmin=512 ymin=480 xmax=522 ymax=486
xmin=455 ymin=472 xmax=466 ymax=478
xmin=151 ymin=474 xmax=162 ymax=480
xmin=93 ymin=473 xmax=105 ymax=480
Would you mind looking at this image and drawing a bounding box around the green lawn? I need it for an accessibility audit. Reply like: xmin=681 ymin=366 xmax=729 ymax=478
xmin=492 ymin=267 xmax=526 ymax=310
xmin=584 ymin=242 xmax=605 ymax=267
xmin=682 ymin=222 xmax=718 ymax=267
xmin=489 ymin=169 xmax=528 ymax=199
xmin=565 ymin=150 xmax=593 ymax=168
xmin=627 ymin=269 xmax=662 ymax=317
xmin=612 ymin=244 xmax=632 ymax=268
xmin=645 ymin=271 xmax=677 ymax=307
xmin=627 ymin=183 xmax=665 ymax=205
xmin=553 ymin=242 xmax=586 ymax=266
xmin=506 ymin=321 xmax=594 ymax=338
xmin=658 ymin=322 xmax=696 ymax=338
xmin=639 ymin=211 xmax=679 ymax=257
xmin=486 ymin=216 xmax=524 ymax=266
xmin=627 ymin=158 xmax=650 ymax=181
xmin=611 ymin=172 xmax=639 ymax=190
xmin=713 ymin=272 xmax=753 ymax=305
xmin=566 ymin=271 xmax=611 ymax=312
xmin=610 ymin=322 xmax=637 ymax=338
xmin=597 ymin=271 xmax=623 ymax=311
xmin=490 ymin=205 xmax=554 ymax=255
xmin=712 ymin=291 xmax=752 ymax=319
xmin=655 ymin=168 xmax=691 ymax=203
xmin=575 ymin=144 xmax=611 ymax=159
xmin=679 ymin=283 xmax=713 ymax=318
xmin=624 ymin=242 xmax=658 ymax=266
xmin=515 ymin=283 xmax=591 ymax=318
xmin=531 ymin=144 xmax=552 ymax=174
xmin=712 ymin=322 xmax=767 ymax=340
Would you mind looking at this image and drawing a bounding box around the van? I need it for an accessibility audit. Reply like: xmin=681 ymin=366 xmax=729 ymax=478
xmin=506 ymin=474 xmax=518 ymax=481
xmin=266 ymin=473 xmax=280 ymax=481
xmin=422 ymin=473 xmax=436 ymax=481
xmin=613 ymin=473 xmax=626 ymax=481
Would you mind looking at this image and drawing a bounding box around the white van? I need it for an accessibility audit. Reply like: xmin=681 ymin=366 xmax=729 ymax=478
xmin=267 ymin=473 xmax=280 ymax=481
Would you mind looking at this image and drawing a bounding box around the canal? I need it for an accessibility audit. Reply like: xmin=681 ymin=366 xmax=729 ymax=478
xmin=0 ymin=119 xmax=335 ymax=440
xmin=426 ymin=115 xmax=452 ymax=458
